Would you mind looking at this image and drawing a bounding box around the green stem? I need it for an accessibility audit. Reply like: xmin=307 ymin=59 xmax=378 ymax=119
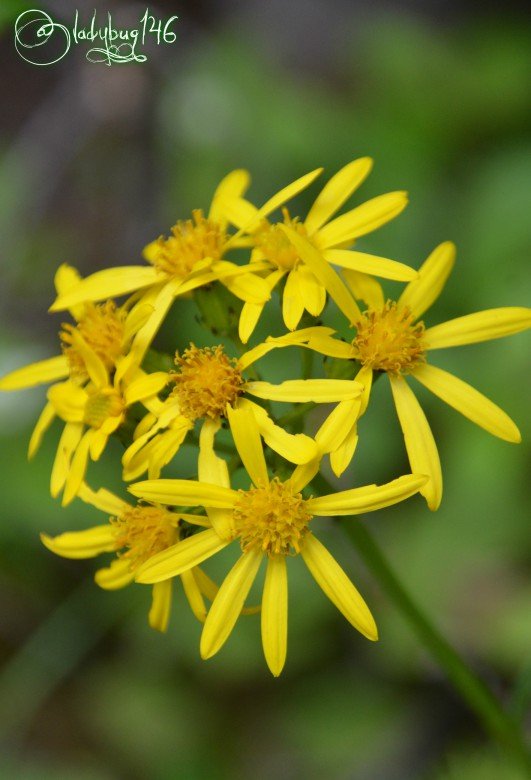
xmin=341 ymin=519 xmax=531 ymax=771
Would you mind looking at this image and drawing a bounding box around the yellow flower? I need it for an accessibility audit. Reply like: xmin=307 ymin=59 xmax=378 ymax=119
xmin=46 ymin=336 xmax=167 ymax=506
xmin=40 ymin=482 xmax=219 ymax=632
xmin=281 ymin=234 xmax=531 ymax=510
xmin=0 ymin=264 xmax=152 ymax=459
xmin=225 ymin=158 xmax=415 ymax=342
xmin=122 ymin=338 xmax=364 ymax=480
xmin=47 ymin=168 xmax=322 ymax=366
xmin=128 ymin=406 xmax=428 ymax=676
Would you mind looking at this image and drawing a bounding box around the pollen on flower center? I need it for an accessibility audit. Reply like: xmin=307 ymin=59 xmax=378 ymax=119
xmin=111 ymin=505 xmax=179 ymax=570
xmin=353 ymin=301 xmax=426 ymax=374
xmin=171 ymin=344 xmax=244 ymax=421
xmin=255 ymin=208 xmax=309 ymax=270
xmin=147 ymin=209 xmax=226 ymax=279
xmin=233 ymin=478 xmax=312 ymax=556
xmin=84 ymin=388 xmax=124 ymax=429
xmin=60 ymin=301 xmax=126 ymax=377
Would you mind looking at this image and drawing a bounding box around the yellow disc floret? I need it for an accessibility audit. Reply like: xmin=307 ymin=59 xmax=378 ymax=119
xmin=353 ymin=301 xmax=426 ymax=374
xmin=147 ymin=209 xmax=226 ymax=278
xmin=171 ymin=344 xmax=244 ymax=421
xmin=60 ymin=301 xmax=126 ymax=377
xmin=84 ymin=388 xmax=124 ymax=429
xmin=111 ymin=504 xmax=179 ymax=570
xmin=255 ymin=208 xmax=309 ymax=270
xmin=233 ymin=478 xmax=312 ymax=556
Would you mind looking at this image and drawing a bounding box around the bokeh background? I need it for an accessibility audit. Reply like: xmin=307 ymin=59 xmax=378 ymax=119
xmin=0 ymin=1 xmax=530 ymax=778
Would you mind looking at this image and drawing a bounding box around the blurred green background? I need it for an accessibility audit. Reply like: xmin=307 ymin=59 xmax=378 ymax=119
xmin=0 ymin=1 xmax=530 ymax=778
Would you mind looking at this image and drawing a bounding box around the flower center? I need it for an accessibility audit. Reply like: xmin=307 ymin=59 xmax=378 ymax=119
xmin=233 ymin=478 xmax=312 ymax=556
xmin=60 ymin=301 xmax=126 ymax=378
xmin=353 ymin=301 xmax=426 ymax=374
xmin=147 ymin=209 xmax=226 ymax=278
xmin=171 ymin=344 xmax=244 ymax=421
xmin=255 ymin=208 xmax=309 ymax=270
xmin=84 ymin=388 xmax=124 ymax=428
xmin=111 ymin=505 xmax=179 ymax=570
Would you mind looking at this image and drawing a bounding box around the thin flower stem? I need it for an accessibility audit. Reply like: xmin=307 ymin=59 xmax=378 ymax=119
xmin=341 ymin=518 xmax=531 ymax=771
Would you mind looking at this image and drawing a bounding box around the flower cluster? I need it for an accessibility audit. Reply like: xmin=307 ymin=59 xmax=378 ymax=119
xmin=2 ymin=159 xmax=529 ymax=675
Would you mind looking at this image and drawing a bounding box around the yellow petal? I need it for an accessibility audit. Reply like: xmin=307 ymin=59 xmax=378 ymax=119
xmin=0 ymin=355 xmax=69 ymax=391
xmin=221 ymin=272 xmax=271 ymax=304
xmin=239 ymin=326 xmax=340 ymax=368
xmin=305 ymin=334 xmax=357 ymax=360
xmin=89 ymin=429 xmax=109 ymax=461
xmin=296 ymin=266 xmax=327 ymax=317
xmin=129 ymin=478 xmax=237 ymax=508
xmin=194 ymin=567 xmax=219 ymax=602
xmin=123 ymin=301 xmax=155 ymax=343
xmin=209 ymin=168 xmax=251 ymax=223
xmin=28 ymin=402 xmax=56 ymax=459
xmin=279 ymin=225 xmax=361 ymax=324
xmin=146 ymin=428 xmax=191 ymax=479
xmin=389 ymin=374 xmax=442 ymax=511
xmin=68 ymin=329 xmax=108 ymax=388
xmin=124 ymin=372 xmax=167 ymax=405
xmin=282 ymin=269 xmax=305 ymax=331
xmin=325 ymin=248 xmax=417 ymax=281
xmin=95 ymin=558 xmax=134 ymax=590
xmin=341 ymin=269 xmax=384 ymax=310
xmin=412 ymin=363 xmax=521 ymax=443
xmin=41 ymin=525 xmax=116 ymax=559
xmin=301 ymin=534 xmax=377 ymax=641
xmin=148 ymin=580 xmax=173 ymax=632
xmin=246 ymin=378 xmax=361 ymax=403
xmin=222 ymin=196 xmax=259 ymax=231
xmin=50 ymin=421 xmax=84 ymax=497
xmin=47 ymin=382 xmax=87 ymax=423
xmin=240 ymin=398 xmax=318 ymax=465
xmin=307 ymin=473 xmax=428 ymax=515
xmin=398 ymin=242 xmax=456 ymax=319
xmin=238 ymin=269 xmax=285 ymax=343
xmin=135 ymin=529 xmax=230 ymax=584
xmin=78 ymin=482 xmax=130 ymax=515
xmin=62 ymin=430 xmax=93 ymax=506
xmin=226 ymin=403 xmax=269 ymax=486
xmin=49 ymin=267 xmax=162 ymax=311
xmin=315 ymin=398 xmax=361 ymax=453
xmin=316 ymin=191 xmax=408 ymax=249
xmin=287 ymin=458 xmax=321 ymax=493
xmin=54 ymin=264 xmax=85 ymax=320
xmin=305 ymin=157 xmax=373 ymax=235
xmin=200 ymin=550 xmax=262 ymax=659
xmin=425 ymin=307 xmax=531 ymax=350
xmin=329 ymin=424 xmax=359 ymax=477
xmin=241 ymin=168 xmax=323 ymax=233
xmin=198 ymin=418 xmax=234 ymax=540
xmin=198 ymin=418 xmax=229 ymax=487
xmin=261 ymin=555 xmax=288 ymax=677
xmin=180 ymin=569 xmax=207 ymax=622
xmin=129 ymin=280 xmax=179 ymax=365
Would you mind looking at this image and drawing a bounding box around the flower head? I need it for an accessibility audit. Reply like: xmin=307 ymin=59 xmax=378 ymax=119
xmin=286 ymin=239 xmax=531 ymax=509
xmin=129 ymin=407 xmax=427 ymax=675
xmin=41 ymin=483 xmax=217 ymax=631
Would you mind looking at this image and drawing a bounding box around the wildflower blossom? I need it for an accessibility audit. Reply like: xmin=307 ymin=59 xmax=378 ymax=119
xmin=281 ymin=232 xmax=531 ymax=509
xmin=122 ymin=337 xmax=363 ymax=480
xmin=41 ymin=482 xmax=219 ymax=632
xmin=129 ymin=407 xmax=427 ymax=675
xmin=48 ymin=168 xmax=323 ymax=365
xmin=0 ymin=264 xmax=152 ymax=458
xmin=223 ymin=158 xmax=415 ymax=341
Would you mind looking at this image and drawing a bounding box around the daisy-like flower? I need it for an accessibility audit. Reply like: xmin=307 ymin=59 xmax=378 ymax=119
xmin=41 ymin=482 xmax=220 ymax=632
xmin=0 ymin=264 xmax=152 ymax=459
xmin=280 ymin=232 xmax=531 ymax=510
xmin=128 ymin=407 xmax=427 ymax=676
xmin=47 ymin=167 xmax=323 ymax=365
xmin=47 ymin=336 xmax=167 ymax=506
xmin=122 ymin=335 xmax=364 ymax=480
xmin=223 ymin=157 xmax=416 ymax=342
